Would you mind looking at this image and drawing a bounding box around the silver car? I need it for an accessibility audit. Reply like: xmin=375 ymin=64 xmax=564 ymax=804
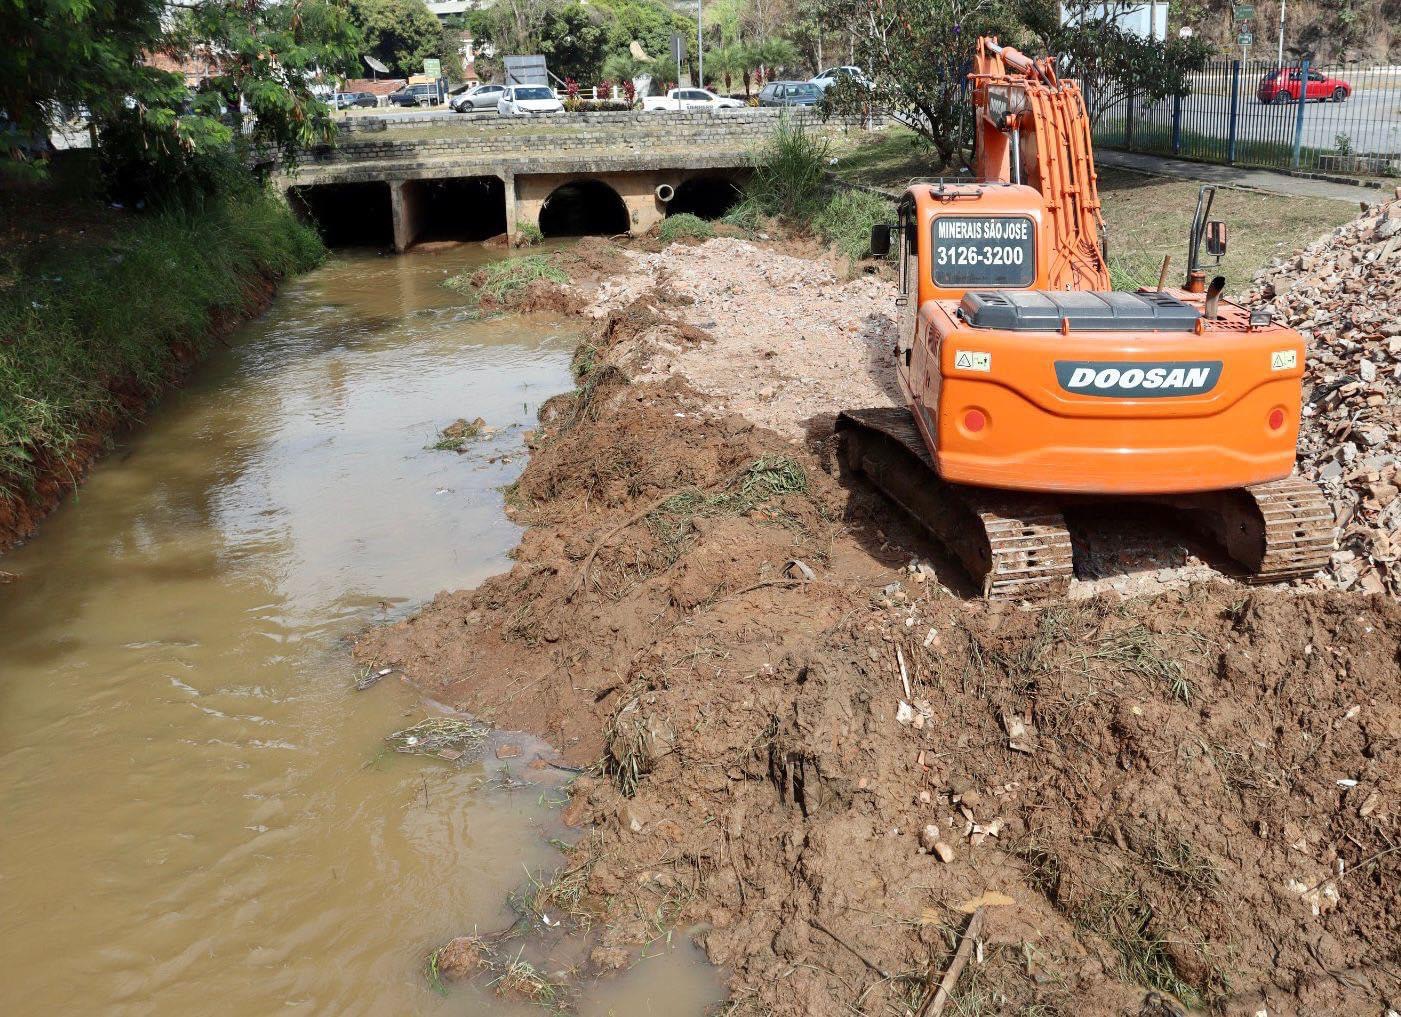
xmin=451 ymin=83 xmax=506 ymax=112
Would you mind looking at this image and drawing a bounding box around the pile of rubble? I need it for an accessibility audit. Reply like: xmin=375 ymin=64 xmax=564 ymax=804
xmin=1245 ymin=194 xmax=1401 ymax=596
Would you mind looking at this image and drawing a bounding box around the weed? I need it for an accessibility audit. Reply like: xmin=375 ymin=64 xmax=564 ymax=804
xmin=570 ymin=340 xmax=598 ymax=381
xmin=1091 ymin=623 xmax=1197 ymax=703
xmin=1140 ymin=829 xmax=1222 ymax=898
xmin=430 ymin=417 xmax=483 ymax=452
xmin=515 ymin=220 xmax=544 ymax=246
xmin=647 ymin=455 xmax=809 ymax=563
xmin=721 ymin=198 xmax=762 ymax=233
xmin=444 ymin=254 xmax=567 ymax=307
xmin=0 ymin=186 xmax=322 ymax=498
xmin=491 ymin=949 xmax=564 ymax=1007
xmin=813 ymin=188 xmax=894 ymax=261
xmin=659 ymin=213 xmax=715 ymax=244
xmin=745 ymin=116 xmax=831 ymax=224
xmin=424 ymin=946 xmax=449 ymax=996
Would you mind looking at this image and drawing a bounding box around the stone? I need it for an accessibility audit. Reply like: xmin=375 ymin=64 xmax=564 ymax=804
xmin=933 ymin=841 xmax=955 ymax=863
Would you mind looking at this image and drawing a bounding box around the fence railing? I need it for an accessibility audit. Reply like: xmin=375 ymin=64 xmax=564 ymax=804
xmin=1091 ymin=59 xmax=1401 ymax=177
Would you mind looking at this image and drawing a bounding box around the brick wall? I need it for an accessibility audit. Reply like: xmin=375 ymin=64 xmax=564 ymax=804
xmin=307 ymin=109 xmax=863 ymax=167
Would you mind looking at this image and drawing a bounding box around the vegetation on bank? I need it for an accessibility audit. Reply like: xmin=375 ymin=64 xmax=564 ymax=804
xmin=0 ymin=175 xmax=323 ymax=497
xmin=444 ymin=255 xmax=569 ymax=307
xmin=728 ymin=118 xmax=893 ymax=261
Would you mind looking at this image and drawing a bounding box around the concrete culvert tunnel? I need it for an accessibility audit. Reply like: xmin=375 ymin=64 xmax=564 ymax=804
xmin=539 ymin=179 xmax=629 ymax=237
xmin=667 ymin=175 xmax=742 ymax=220
xmin=288 ymin=182 xmax=394 ymax=248
xmin=409 ymin=177 xmax=506 ymax=244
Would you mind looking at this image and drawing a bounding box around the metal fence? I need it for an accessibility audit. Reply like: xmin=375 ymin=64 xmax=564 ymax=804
xmin=1091 ymin=59 xmax=1401 ymax=176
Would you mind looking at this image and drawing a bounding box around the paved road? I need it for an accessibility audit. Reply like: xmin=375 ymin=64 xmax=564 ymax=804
xmin=1102 ymin=88 xmax=1401 ymax=156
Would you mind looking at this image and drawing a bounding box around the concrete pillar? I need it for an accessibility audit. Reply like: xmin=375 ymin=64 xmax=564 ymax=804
xmin=503 ymin=170 xmax=518 ymax=242
xmin=389 ymin=179 xmax=424 ymax=253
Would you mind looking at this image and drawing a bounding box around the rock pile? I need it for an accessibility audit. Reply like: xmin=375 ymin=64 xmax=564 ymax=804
xmin=1245 ymin=195 xmax=1401 ymax=596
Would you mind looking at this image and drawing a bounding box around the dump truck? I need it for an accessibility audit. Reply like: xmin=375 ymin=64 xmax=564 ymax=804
xmin=839 ymin=37 xmax=1335 ymax=598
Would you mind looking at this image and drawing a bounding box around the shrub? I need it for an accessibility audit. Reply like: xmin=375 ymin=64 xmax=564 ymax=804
xmin=814 ymin=188 xmax=895 ymax=261
xmin=745 ymin=117 xmax=831 ymax=224
xmin=659 ymin=213 xmax=715 ymax=244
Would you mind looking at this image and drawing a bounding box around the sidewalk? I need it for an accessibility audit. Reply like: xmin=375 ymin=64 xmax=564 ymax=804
xmin=1096 ymin=149 xmax=1384 ymax=205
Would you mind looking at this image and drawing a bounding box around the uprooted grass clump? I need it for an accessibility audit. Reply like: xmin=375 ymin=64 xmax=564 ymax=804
xmin=647 ymin=455 xmax=809 ymax=561
xmin=445 ymin=254 xmax=568 ymax=309
xmin=658 ymin=213 xmax=715 ymax=244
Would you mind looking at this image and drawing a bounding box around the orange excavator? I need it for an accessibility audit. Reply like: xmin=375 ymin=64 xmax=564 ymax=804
xmin=838 ymin=37 xmax=1334 ymax=598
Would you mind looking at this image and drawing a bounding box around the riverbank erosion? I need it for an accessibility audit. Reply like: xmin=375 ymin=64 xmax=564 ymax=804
xmin=0 ymin=166 xmax=323 ymax=554
xmin=356 ymin=238 xmax=1400 ymax=1015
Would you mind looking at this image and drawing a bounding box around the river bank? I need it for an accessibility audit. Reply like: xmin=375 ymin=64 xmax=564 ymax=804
xmin=356 ymin=234 xmax=1400 ymax=1015
xmin=0 ymin=165 xmax=323 ymax=554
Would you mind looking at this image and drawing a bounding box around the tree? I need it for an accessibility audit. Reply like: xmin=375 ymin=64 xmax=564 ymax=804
xmin=347 ymin=0 xmax=444 ymax=77
xmin=819 ymin=0 xmax=1016 ymax=169
xmin=540 ymin=4 xmax=609 ymax=82
xmin=1 ymin=0 xmax=170 ymax=170
xmin=1020 ymin=0 xmax=1210 ymax=126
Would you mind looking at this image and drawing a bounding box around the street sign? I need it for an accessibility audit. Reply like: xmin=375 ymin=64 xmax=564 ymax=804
xmin=423 ymin=58 xmax=441 ymax=79
xmin=1234 ymin=4 xmax=1254 ymax=21
xmin=1238 ymin=30 xmax=1254 ymax=46
xmin=670 ymin=33 xmax=685 ymax=64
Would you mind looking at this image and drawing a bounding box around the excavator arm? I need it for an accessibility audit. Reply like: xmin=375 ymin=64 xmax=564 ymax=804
xmin=970 ymin=37 xmax=1110 ymax=292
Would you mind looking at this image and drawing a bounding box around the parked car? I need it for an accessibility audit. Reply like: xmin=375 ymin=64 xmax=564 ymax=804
xmin=388 ymin=83 xmax=442 ymax=107
xmin=333 ymin=91 xmax=378 ymax=109
xmin=757 ymin=81 xmax=823 ymax=107
xmin=641 ymin=87 xmax=745 ymax=112
xmin=810 ymin=66 xmax=869 ymax=91
xmin=1257 ymin=67 xmax=1352 ymax=104
xmin=451 ymin=83 xmax=506 ymax=112
xmin=497 ymin=85 xmax=564 ymax=116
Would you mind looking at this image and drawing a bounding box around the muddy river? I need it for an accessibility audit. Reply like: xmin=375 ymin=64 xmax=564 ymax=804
xmin=0 ymin=246 xmax=723 ymax=1014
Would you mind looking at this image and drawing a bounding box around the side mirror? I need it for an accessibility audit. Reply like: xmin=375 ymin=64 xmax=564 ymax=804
xmin=870 ymin=224 xmax=894 ymax=257
xmin=1206 ymin=220 xmax=1228 ymax=257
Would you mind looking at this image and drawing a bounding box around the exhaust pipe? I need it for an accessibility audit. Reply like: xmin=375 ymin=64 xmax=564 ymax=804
xmin=1204 ymin=275 xmax=1225 ymax=319
xmin=655 ymin=183 xmax=675 ymax=203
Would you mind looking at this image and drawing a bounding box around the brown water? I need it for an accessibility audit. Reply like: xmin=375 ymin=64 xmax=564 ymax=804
xmin=0 ymin=246 xmax=724 ymax=1014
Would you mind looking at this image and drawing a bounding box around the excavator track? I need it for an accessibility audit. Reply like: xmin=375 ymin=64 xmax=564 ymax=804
xmin=837 ymin=407 xmax=1073 ymax=600
xmin=1169 ymin=475 xmax=1336 ymax=585
xmin=837 ymin=407 xmax=1335 ymax=598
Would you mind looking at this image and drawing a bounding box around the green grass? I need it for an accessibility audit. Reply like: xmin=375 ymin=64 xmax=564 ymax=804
xmin=814 ymin=188 xmax=895 ymax=260
xmin=0 ymin=184 xmax=323 ymax=498
xmin=514 ymin=220 xmax=544 ymax=246
xmin=444 ymin=254 xmax=568 ymax=306
xmin=830 ymin=126 xmax=938 ymax=189
xmin=658 ymin=212 xmax=715 ymax=244
xmin=744 ymin=116 xmax=832 ymax=223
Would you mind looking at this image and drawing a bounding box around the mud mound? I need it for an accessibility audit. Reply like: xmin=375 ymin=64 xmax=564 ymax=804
xmin=579 ymin=237 xmax=899 ymax=441
xmin=1246 ymin=197 xmax=1401 ymax=597
xmin=357 ymin=299 xmax=1400 ymax=1016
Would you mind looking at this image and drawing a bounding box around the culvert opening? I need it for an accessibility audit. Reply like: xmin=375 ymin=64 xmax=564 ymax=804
xmin=413 ymin=176 xmax=506 ymax=243
xmin=668 ymin=176 xmax=742 ymax=220
xmin=288 ymin=182 xmax=393 ymax=248
xmin=539 ymin=179 xmax=629 ymax=237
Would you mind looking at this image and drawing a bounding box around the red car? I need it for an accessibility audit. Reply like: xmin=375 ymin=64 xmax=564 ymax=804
xmin=1257 ymin=67 xmax=1352 ymax=103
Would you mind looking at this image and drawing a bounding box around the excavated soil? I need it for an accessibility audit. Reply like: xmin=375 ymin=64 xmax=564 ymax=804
xmin=357 ymin=264 xmax=1400 ymax=1016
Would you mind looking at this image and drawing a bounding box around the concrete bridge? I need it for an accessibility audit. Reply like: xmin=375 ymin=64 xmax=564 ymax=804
xmin=273 ymin=108 xmax=857 ymax=251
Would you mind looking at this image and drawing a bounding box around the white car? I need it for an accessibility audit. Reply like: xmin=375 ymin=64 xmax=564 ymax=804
xmin=810 ymin=66 xmax=870 ymax=91
xmin=641 ymin=87 xmax=745 ymax=112
xmin=451 ymin=83 xmax=506 ymax=112
xmin=497 ymin=85 xmax=564 ymax=116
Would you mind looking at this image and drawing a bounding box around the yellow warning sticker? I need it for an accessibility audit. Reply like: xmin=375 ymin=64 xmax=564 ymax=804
xmin=1270 ymin=349 xmax=1298 ymax=371
xmin=953 ymin=350 xmax=992 ymax=373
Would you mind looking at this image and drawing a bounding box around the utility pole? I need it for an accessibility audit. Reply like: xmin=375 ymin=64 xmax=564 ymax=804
xmin=1276 ymin=0 xmax=1286 ymax=66
xmin=696 ymin=0 xmax=704 ymax=88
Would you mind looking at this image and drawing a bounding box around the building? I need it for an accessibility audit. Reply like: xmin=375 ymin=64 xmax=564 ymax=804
xmin=1059 ymin=2 xmax=1170 ymax=42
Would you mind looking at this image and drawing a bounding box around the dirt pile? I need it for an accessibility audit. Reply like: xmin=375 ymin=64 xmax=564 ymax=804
xmin=1246 ymin=197 xmax=1401 ymax=597
xmin=358 ymin=296 xmax=1401 ymax=1016
xmin=582 ymin=237 xmax=898 ymax=440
